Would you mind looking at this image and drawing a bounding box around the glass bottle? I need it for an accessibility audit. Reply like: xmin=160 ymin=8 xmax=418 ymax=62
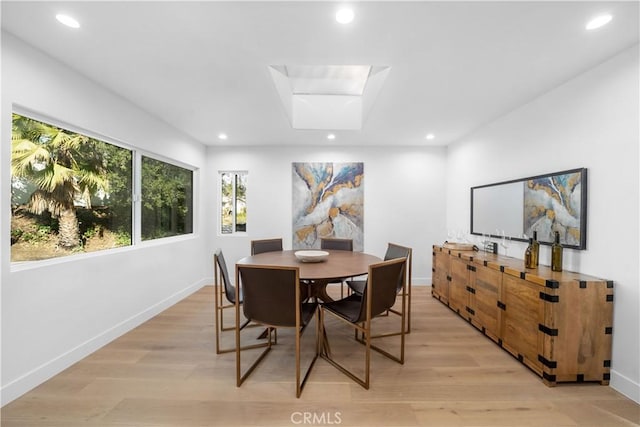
xmin=531 ymin=231 xmax=540 ymax=267
xmin=524 ymin=237 xmax=535 ymax=269
xmin=551 ymin=231 xmax=563 ymax=272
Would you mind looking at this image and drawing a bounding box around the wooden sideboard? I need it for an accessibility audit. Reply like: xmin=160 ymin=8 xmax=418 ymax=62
xmin=432 ymin=245 xmax=613 ymax=386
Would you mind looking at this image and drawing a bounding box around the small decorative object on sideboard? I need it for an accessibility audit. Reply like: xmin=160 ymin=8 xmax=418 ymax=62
xmin=483 ymin=240 xmax=498 ymax=254
xmin=531 ymin=231 xmax=540 ymax=267
xmin=524 ymin=237 xmax=535 ymax=269
xmin=551 ymin=231 xmax=563 ymax=272
xmin=443 ymin=241 xmax=476 ymax=251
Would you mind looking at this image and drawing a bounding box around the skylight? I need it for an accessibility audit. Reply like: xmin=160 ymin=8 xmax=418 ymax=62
xmin=269 ymin=64 xmax=390 ymax=130
xmin=284 ymin=65 xmax=371 ymax=96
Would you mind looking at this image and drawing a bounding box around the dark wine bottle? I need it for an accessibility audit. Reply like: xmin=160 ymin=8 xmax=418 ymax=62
xmin=551 ymin=231 xmax=563 ymax=272
xmin=524 ymin=237 xmax=535 ymax=269
xmin=531 ymin=231 xmax=540 ymax=267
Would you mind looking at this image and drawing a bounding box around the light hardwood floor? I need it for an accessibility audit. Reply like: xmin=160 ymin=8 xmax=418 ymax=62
xmin=2 ymin=286 xmax=639 ymax=426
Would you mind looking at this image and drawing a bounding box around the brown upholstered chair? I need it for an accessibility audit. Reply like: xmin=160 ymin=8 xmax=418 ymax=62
xmin=250 ymin=238 xmax=283 ymax=255
xmin=319 ymin=257 xmax=406 ymax=389
xmin=320 ymin=237 xmax=353 ymax=298
xmin=235 ymin=264 xmax=319 ymax=398
xmin=214 ymin=249 xmax=270 ymax=354
xmin=320 ymin=237 xmax=353 ymax=252
xmin=346 ymin=243 xmax=413 ymax=334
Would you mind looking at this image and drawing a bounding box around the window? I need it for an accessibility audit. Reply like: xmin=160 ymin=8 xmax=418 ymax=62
xmin=11 ymin=113 xmax=132 ymax=262
xmin=220 ymin=171 xmax=247 ymax=234
xmin=141 ymin=156 xmax=193 ymax=240
xmin=10 ymin=112 xmax=197 ymax=264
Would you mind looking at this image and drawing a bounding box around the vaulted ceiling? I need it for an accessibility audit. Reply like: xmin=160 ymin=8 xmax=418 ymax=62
xmin=2 ymin=1 xmax=638 ymax=146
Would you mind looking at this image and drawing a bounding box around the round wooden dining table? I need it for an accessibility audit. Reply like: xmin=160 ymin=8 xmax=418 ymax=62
xmin=235 ymin=249 xmax=381 ymax=301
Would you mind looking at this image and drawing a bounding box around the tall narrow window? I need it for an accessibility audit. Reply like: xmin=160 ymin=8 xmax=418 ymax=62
xmin=10 ymin=113 xmax=132 ymax=262
xmin=141 ymin=156 xmax=193 ymax=240
xmin=220 ymin=171 xmax=247 ymax=234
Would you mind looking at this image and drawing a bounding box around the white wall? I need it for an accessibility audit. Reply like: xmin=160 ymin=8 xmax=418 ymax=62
xmin=446 ymin=45 xmax=640 ymax=402
xmin=1 ymin=33 xmax=211 ymax=405
xmin=206 ymin=145 xmax=447 ymax=286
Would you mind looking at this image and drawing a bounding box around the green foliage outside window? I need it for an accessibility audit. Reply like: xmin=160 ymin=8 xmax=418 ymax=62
xmin=221 ymin=172 xmax=246 ymax=234
xmin=141 ymin=157 xmax=193 ymax=240
xmin=10 ymin=113 xmax=195 ymax=262
xmin=11 ymin=113 xmax=132 ymax=261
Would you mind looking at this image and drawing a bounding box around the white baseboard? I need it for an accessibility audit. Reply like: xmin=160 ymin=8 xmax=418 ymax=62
xmin=610 ymin=369 xmax=640 ymax=404
xmin=1 ymin=278 xmax=208 ymax=406
xmin=411 ymin=277 xmax=432 ymax=286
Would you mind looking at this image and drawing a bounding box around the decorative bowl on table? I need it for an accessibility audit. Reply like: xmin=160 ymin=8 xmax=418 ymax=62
xmin=294 ymin=250 xmax=329 ymax=263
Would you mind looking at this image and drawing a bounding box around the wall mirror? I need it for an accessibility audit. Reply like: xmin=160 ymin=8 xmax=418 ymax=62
xmin=470 ymin=168 xmax=587 ymax=249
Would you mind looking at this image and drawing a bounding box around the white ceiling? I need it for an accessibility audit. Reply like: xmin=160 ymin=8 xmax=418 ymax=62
xmin=2 ymin=1 xmax=638 ymax=147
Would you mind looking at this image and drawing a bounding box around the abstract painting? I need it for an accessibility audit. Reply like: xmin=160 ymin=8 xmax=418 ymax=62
xmin=292 ymin=162 xmax=364 ymax=250
xmin=523 ymin=169 xmax=586 ymax=247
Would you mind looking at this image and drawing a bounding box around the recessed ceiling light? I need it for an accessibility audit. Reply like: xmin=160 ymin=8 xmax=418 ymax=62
xmin=56 ymin=14 xmax=80 ymax=29
xmin=218 ymin=133 xmax=228 ymax=140
xmin=327 ymin=133 xmax=336 ymax=140
xmin=586 ymin=14 xmax=612 ymax=30
xmin=425 ymin=133 xmax=435 ymax=140
xmin=336 ymin=8 xmax=354 ymax=24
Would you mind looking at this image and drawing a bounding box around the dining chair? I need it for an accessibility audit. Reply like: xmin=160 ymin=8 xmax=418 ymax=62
xmin=250 ymin=238 xmax=283 ymax=255
xmin=320 ymin=237 xmax=353 ymax=298
xmin=346 ymin=243 xmax=413 ymax=334
xmin=319 ymin=257 xmax=406 ymax=389
xmin=214 ymin=249 xmax=270 ymax=354
xmin=235 ymin=264 xmax=319 ymax=398
xmin=320 ymin=237 xmax=353 ymax=252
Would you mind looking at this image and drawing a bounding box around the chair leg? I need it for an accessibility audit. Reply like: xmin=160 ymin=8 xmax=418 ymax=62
xmin=214 ymin=282 xmax=222 ymax=353
xmin=387 ymin=310 xmax=408 ymax=333
xmin=358 ymin=292 xmax=406 ymax=364
xmin=320 ymin=309 xmax=371 ymax=389
xmin=215 ymin=284 xmax=243 ymax=354
xmin=296 ymin=308 xmax=320 ymax=398
xmin=374 ymin=281 xmax=412 ymax=338
xmin=215 ymin=279 xmax=273 ymax=354
xmin=357 ymin=328 xmax=405 ymax=364
xmin=236 ymin=327 xmax=275 ymax=387
xmin=387 ymin=283 xmax=411 ymax=334
xmin=319 ymin=309 xmax=333 ymax=357
xmin=217 ymin=304 xmax=270 ymax=354
xmin=236 ymin=320 xmax=317 ymax=398
xmin=406 ymin=283 xmax=411 ymax=333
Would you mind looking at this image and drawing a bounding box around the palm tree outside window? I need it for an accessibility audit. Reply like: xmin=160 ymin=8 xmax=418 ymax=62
xmin=11 ymin=113 xmax=132 ymax=262
xmin=10 ymin=112 xmax=195 ymax=263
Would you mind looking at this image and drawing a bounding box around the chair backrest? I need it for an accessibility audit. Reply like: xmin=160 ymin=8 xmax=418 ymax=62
xmin=214 ymin=249 xmax=237 ymax=304
xmin=357 ymin=258 xmax=406 ymax=323
xmin=384 ymin=243 xmax=412 ymax=293
xmin=237 ymin=265 xmax=300 ymax=327
xmin=251 ymin=238 xmax=283 ymax=255
xmin=320 ymin=237 xmax=353 ymax=251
